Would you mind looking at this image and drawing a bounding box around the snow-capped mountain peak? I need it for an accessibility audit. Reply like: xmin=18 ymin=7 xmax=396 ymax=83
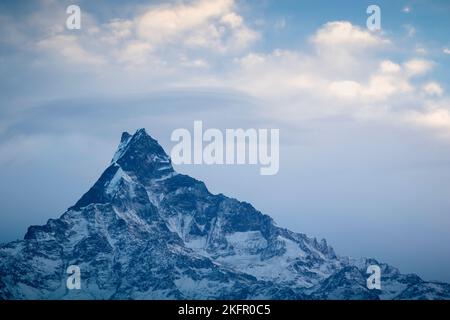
xmin=112 ymin=129 xmax=173 ymax=175
xmin=1 ymin=128 xmax=449 ymax=300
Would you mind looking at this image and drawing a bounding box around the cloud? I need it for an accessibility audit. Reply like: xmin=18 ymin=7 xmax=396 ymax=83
xmin=329 ymin=73 xmax=412 ymax=103
xmin=179 ymin=56 xmax=209 ymax=68
xmin=408 ymin=108 xmax=450 ymax=135
xmin=37 ymin=35 xmax=106 ymax=66
xmin=327 ymin=60 xmax=413 ymax=103
xmin=231 ymin=49 xmax=327 ymax=100
xmin=221 ymin=21 xmax=450 ymax=139
xmin=444 ymin=48 xmax=450 ymax=55
xmin=116 ymin=41 xmax=153 ymax=65
xmin=231 ymin=29 xmax=410 ymax=105
xmin=135 ymin=0 xmax=256 ymax=51
xmin=14 ymin=0 xmax=259 ymax=69
xmin=311 ymin=21 xmax=390 ymax=50
xmin=422 ymin=82 xmax=444 ymax=97
xmin=307 ymin=21 xmax=391 ymax=76
xmin=2 ymin=0 xmax=450 ymax=141
xmin=136 ymin=0 xmax=233 ymax=42
xmin=221 ymin=12 xmax=243 ymax=28
xmin=99 ymin=19 xmax=134 ymax=45
xmin=404 ymin=59 xmax=434 ymax=76
xmin=123 ymin=0 xmax=258 ymax=58
xmin=379 ymin=60 xmax=401 ymax=73
xmin=419 ymin=109 xmax=450 ymax=129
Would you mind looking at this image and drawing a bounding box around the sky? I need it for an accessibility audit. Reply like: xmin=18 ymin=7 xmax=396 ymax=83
xmin=0 ymin=0 xmax=450 ymax=282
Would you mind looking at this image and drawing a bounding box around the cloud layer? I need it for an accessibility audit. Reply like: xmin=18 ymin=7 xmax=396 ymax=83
xmin=11 ymin=0 xmax=447 ymax=137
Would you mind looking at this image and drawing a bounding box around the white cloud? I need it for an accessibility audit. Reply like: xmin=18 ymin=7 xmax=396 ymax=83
xmin=422 ymin=82 xmax=444 ymax=97
xmin=232 ymin=45 xmax=411 ymax=105
xmin=100 ymin=19 xmax=134 ymax=45
xmin=404 ymin=59 xmax=434 ymax=76
xmin=27 ymin=0 xmax=259 ymax=68
xmin=328 ymin=64 xmax=412 ymax=103
xmin=134 ymin=0 xmax=258 ymax=53
xmin=379 ymin=60 xmax=401 ymax=73
xmin=37 ymin=35 xmax=106 ymax=66
xmin=311 ymin=21 xmax=390 ymax=50
xmin=408 ymin=109 xmax=450 ymax=132
xmin=7 ymin=0 xmax=450 ymax=141
xmin=328 ymin=81 xmax=362 ymax=100
xmin=179 ymin=56 xmax=209 ymax=68
xmin=222 ymin=21 xmax=450 ymax=139
xmin=117 ymin=41 xmax=153 ymax=65
xmin=406 ymin=98 xmax=450 ymax=137
xmin=444 ymin=48 xmax=450 ymax=55
xmin=420 ymin=109 xmax=450 ymax=128
xmin=237 ymin=53 xmax=266 ymax=67
xmin=307 ymin=21 xmax=392 ymax=76
xmin=221 ymin=12 xmax=243 ymax=28
xmin=136 ymin=0 xmax=229 ymax=44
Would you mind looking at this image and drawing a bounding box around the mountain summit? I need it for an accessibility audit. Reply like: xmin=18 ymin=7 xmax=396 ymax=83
xmin=1 ymin=129 xmax=449 ymax=299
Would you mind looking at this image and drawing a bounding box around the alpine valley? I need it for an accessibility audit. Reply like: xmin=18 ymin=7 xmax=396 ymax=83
xmin=1 ymin=129 xmax=449 ymax=300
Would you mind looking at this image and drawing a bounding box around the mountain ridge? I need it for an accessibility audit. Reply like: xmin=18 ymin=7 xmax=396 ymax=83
xmin=1 ymin=128 xmax=449 ymax=300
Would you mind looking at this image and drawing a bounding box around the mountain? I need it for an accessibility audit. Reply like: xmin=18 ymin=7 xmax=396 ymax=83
xmin=1 ymin=128 xmax=449 ymax=300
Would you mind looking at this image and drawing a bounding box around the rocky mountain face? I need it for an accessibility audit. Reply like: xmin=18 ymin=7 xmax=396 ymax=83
xmin=1 ymin=128 xmax=449 ymax=300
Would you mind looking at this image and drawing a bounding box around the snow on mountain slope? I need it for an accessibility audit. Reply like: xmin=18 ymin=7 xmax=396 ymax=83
xmin=1 ymin=128 xmax=449 ymax=300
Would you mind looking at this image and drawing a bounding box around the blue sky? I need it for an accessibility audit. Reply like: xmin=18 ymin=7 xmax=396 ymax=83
xmin=0 ymin=0 xmax=450 ymax=282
